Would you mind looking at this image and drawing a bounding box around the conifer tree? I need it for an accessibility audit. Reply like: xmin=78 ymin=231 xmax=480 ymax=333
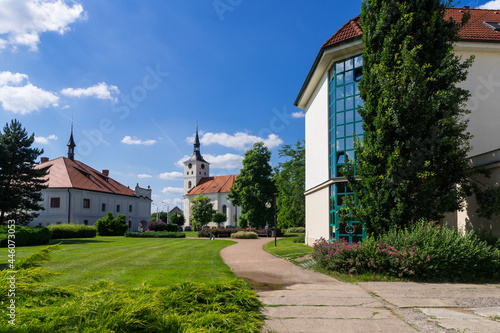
xmin=0 ymin=119 xmax=48 ymax=224
xmin=346 ymin=0 xmax=473 ymax=236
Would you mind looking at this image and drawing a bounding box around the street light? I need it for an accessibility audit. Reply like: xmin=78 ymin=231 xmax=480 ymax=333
xmin=266 ymin=197 xmax=277 ymax=247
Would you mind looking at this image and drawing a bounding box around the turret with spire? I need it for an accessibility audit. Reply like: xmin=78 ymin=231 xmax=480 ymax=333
xmin=189 ymin=125 xmax=207 ymax=163
xmin=183 ymin=125 xmax=210 ymax=195
xmin=67 ymin=123 xmax=76 ymax=161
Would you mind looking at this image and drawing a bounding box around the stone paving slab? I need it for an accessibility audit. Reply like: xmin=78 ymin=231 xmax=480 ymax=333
xmin=419 ymin=308 xmax=482 ymax=319
xmin=263 ymin=306 xmax=395 ymax=319
xmin=437 ymin=319 xmax=500 ymax=333
xmin=470 ymin=307 xmax=500 ymax=318
xmin=265 ymin=318 xmax=416 ymax=333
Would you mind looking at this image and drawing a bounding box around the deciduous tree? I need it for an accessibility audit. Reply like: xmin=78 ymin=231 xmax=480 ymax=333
xmin=346 ymin=0 xmax=473 ymax=236
xmin=190 ymin=195 xmax=215 ymax=228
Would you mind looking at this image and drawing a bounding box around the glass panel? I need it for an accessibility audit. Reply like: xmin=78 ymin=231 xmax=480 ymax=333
xmin=352 ymin=236 xmax=363 ymax=243
xmin=336 ymin=125 xmax=344 ymax=138
xmin=355 ymin=109 xmax=363 ymax=121
xmin=345 ymin=59 xmax=354 ymax=71
xmin=345 ymin=84 xmax=354 ymax=97
xmin=336 ymin=62 xmax=344 ymax=73
xmin=355 ymin=123 xmax=364 ymax=135
xmin=345 ymin=70 xmax=354 ymax=83
xmin=355 ymin=95 xmax=363 ymax=108
xmin=352 ymin=223 xmax=363 ymax=234
xmin=336 ymin=74 xmax=343 ymax=85
xmin=346 ymin=110 xmax=354 ymax=123
xmin=336 ymin=86 xmax=344 ymax=99
xmin=336 ymin=99 xmax=344 ymax=112
xmin=337 ymin=195 xmax=345 ymax=207
xmin=346 ymin=123 xmax=354 ymax=136
xmin=336 ymin=182 xmax=346 ymax=193
xmin=355 ymin=55 xmax=363 ymax=68
xmin=336 ymin=139 xmax=344 ymax=151
xmin=355 ymin=81 xmax=360 ymax=95
xmin=336 ymin=153 xmax=345 ymax=165
xmin=336 ymin=112 xmax=344 ymax=125
xmin=346 ymin=137 xmax=354 ymax=150
xmin=346 ymin=97 xmax=354 ymax=110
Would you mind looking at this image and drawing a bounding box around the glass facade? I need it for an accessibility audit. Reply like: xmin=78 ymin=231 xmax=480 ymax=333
xmin=328 ymin=55 xmax=366 ymax=242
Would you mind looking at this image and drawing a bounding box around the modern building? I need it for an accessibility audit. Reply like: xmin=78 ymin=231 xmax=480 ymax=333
xmin=295 ymin=8 xmax=500 ymax=245
xmin=183 ymin=126 xmax=242 ymax=227
xmin=30 ymin=128 xmax=152 ymax=230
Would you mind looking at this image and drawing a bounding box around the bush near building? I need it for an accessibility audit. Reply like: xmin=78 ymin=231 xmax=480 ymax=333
xmin=0 ymin=225 xmax=51 ymax=247
xmin=95 ymin=213 xmax=128 ymax=236
xmin=312 ymin=221 xmax=500 ymax=282
xmin=47 ymin=224 xmax=96 ymax=239
xmin=125 ymin=231 xmax=185 ymax=238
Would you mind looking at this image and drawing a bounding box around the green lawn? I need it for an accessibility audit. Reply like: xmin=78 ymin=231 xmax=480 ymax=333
xmin=263 ymin=236 xmax=313 ymax=260
xmin=0 ymin=236 xmax=237 ymax=287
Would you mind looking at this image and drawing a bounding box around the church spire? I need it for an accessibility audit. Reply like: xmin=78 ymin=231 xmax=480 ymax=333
xmin=193 ymin=124 xmax=201 ymax=154
xmin=67 ymin=122 xmax=76 ymax=161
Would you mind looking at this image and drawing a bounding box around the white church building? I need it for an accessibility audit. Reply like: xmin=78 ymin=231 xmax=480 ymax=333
xmin=295 ymin=7 xmax=500 ymax=245
xmin=183 ymin=127 xmax=242 ymax=227
xmin=30 ymin=128 xmax=152 ymax=230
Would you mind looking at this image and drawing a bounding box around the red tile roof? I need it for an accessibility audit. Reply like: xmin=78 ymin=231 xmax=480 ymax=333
xmin=187 ymin=175 xmax=238 ymax=195
xmin=322 ymin=8 xmax=500 ymax=49
xmin=35 ymin=157 xmax=135 ymax=196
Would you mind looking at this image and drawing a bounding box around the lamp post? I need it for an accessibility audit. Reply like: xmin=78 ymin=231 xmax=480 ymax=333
xmin=266 ymin=197 xmax=277 ymax=247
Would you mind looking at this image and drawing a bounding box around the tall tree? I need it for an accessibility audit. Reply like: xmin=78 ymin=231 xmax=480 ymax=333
xmin=190 ymin=195 xmax=215 ymax=228
xmin=0 ymin=120 xmax=48 ymax=225
xmin=170 ymin=212 xmax=185 ymax=226
xmin=274 ymin=140 xmax=305 ymax=229
xmin=346 ymin=0 xmax=473 ymax=236
xmin=228 ymin=142 xmax=276 ymax=228
xmin=151 ymin=211 xmax=168 ymax=223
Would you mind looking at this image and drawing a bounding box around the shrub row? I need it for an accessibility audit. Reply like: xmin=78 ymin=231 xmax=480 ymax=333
xmin=198 ymin=228 xmax=240 ymax=238
xmin=47 ymin=224 xmax=97 ymax=239
xmin=286 ymin=227 xmax=305 ymax=234
xmin=313 ymin=221 xmax=500 ymax=282
xmin=125 ymin=231 xmax=186 ymax=238
xmin=147 ymin=221 xmax=177 ymax=232
xmin=231 ymin=231 xmax=258 ymax=239
xmin=0 ymin=225 xmax=51 ymax=247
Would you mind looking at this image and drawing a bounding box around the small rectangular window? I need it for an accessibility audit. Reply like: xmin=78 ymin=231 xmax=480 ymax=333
xmin=50 ymin=197 xmax=60 ymax=208
xmin=102 ymin=203 xmax=106 ymax=212
xmin=129 ymin=205 xmax=132 ymax=213
xmin=83 ymin=199 xmax=90 ymax=209
xmin=84 ymin=220 xmax=88 ymax=225
xmin=116 ymin=205 xmax=120 ymax=212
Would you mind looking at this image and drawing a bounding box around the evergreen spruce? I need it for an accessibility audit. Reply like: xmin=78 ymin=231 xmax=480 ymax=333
xmin=347 ymin=1 xmax=473 ymax=236
xmin=0 ymin=120 xmax=48 ymax=224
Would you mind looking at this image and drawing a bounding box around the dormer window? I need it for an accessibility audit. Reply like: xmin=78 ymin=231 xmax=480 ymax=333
xmin=484 ymin=21 xmax=500 ymax=31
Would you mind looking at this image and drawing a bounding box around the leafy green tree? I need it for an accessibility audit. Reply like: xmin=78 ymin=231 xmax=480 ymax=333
xmin=190 ymin=195 xmax=215 ymax=229
xmin=274 ymin=140 xmax=305 ymax=229
xmin=228 ymin=142 xmax=276 ymax=228
xmin=151 ymin=211 xmax=168 ymax=222
xmin=0 ymin=120 xmax=48 ymax=225
xmin=95 ymin=212 xmax=128 ymax=236
xmin=170 ymin=212 xmax=185 ymax=226
xmin=212 ymin=212 xmax=227 ymax=227
xmin=346 ymin=0 xmax=473 ymax=237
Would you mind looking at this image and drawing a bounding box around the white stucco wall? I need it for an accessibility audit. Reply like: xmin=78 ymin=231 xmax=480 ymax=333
xmin=304 ymin=186 xmax=330 ymax=246
xmin=31 ymin=188 xmax=151 ymax=231
xmin=456 ymin=43 xmax=500 ymax=158
xmin=305 ymin=74 xmax=330 ymax=192
xmin=183 ymin=192 xmax=242 ymax=228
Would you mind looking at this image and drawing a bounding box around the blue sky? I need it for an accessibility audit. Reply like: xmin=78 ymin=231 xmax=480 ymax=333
xmin=0 ymin=0 xmax=497 ymax=211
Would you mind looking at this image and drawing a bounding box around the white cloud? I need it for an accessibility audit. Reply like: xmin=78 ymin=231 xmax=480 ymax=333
xmin=292 ymin=111 xmax=305 ymax=118
xmin=0 ymin=0 xmax=85 ymax=51
xmin=121 ymin=136 xmax=156 ymax=145
xmin=162 ymin=198 xmax=183 ymax=207
xmin=161 ymin=187 xmax=184 ymax=195
xmin=478 ymin=1 xmax=500 ymax=9
xmin=137 ymin=174 xmax=152 ymax=179
xmin=34 ymin=134 xmax=57 ymax=144
xmin=175 ymin=153 xmax=243 ymax=170
xmin=61 ymin=82 xmax=119 ymax=101
xmin=203 ymin=153 xmax=243 ymax=169
xmin=0 ymin=71 xmax=59 ymax=114
xmin=159 ymin=171 xmax=183 ymax=180
xmin=186 ymin=131 xmax=283 ymax=150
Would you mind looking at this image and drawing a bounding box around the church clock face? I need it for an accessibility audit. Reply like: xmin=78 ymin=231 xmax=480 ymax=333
xmin=188 ymin=163 xmax=192 ymax=169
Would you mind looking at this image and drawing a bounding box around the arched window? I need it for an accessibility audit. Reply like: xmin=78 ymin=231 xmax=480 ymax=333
xmin=222 ymin=205 xmax=227 ymax=214
xmin=188 ymin=181 xmax=192 ymax=188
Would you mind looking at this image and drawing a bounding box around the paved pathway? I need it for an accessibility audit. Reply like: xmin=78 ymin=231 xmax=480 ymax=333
xmin=220 ymin=238 xmax=500 ymax=333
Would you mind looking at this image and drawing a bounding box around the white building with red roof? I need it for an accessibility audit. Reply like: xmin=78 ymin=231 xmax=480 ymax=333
xmin=295 ymin=7 xmax=500 ymax=245
xmin=30 ymin=128 xmax=152 ymax=230
xmin=183 ymin=126 xmax=241 ymax=227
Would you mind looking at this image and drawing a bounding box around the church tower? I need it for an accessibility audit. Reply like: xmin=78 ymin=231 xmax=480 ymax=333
xmin=183 ymin=125 xmax=210 ymax=194
xmin=67 ymin=124 xmax=76 ymax=161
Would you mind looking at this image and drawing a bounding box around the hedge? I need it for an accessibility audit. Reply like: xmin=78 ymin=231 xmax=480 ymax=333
xmin=230 ymin=231 xmax=258 ymax=239
xmin=125 ymin=231 xmax=186 ymax=238
xmin=0 ymin=225 xmax=51 ymax=247
xmin=47 ymin=224 xmax=97 ymax=239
